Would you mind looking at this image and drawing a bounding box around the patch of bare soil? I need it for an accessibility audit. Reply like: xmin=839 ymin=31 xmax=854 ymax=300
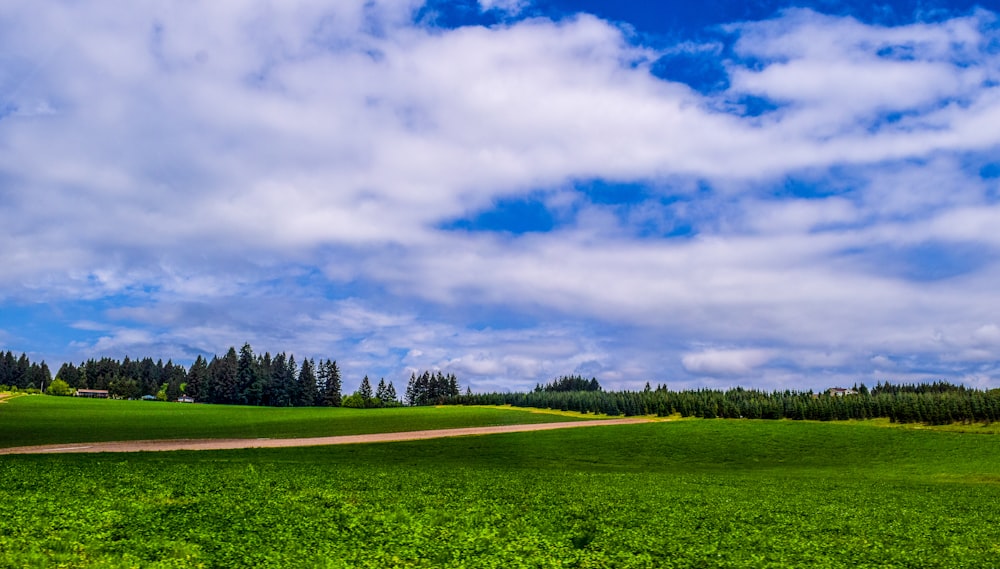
xmin=0 ymin=418 xmax=650 ymax=455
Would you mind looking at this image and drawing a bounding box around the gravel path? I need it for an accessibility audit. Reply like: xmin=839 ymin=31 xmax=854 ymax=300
xmin=0 ymin=417 xmax=650 ymax=455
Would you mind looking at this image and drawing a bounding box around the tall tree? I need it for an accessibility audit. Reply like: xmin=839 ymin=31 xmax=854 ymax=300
xmin=375 ymin=378 xmax=388 ymax=402
xmin=211 ymin=348 xmax=239 ymax=404
xmin=321 ymin=360 xmax=342 ymax=407
xmin=267 ymin=353 xmax=293 ymax=407
xmin=185 ymin=355 xmax=209 ymax=401
xmin=236 ymin=343 xmax=266 ymax=405
xmin=298 ymin=358 xmax=318 ymax=407
xmin=286 ymin=355 xmax=299 ymax=406
xmin=56 ymin=362 xmax=82 ymax=389
xmin=14 ymin=353 xmax=30 ymax=388
xmin=164 ymin=360 xmax=185 ymax=402
xmin=359 ymin=376 xmax=373 ymax=408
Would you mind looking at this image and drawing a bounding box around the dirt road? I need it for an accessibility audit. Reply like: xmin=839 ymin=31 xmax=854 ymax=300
xmin=0 ymin=417 xmax=650 ymax=455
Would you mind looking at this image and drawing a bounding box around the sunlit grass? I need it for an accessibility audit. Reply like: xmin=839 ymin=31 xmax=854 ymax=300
xmin=0 ymin=395 xmax=593 ymax=448
xmin=1 ymin=420 xmax=998 ymax=567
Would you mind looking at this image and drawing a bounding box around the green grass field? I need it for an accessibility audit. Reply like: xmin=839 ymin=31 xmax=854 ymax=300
xmin=0 ymin=395 xmax=594 ymax=448
xmin=2 ymin=401 xmax=999 ymax=568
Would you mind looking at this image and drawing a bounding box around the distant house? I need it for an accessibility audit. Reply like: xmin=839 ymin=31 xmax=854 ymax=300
xmin=177 ymin=395 xmax=195 ymax=403
xmin=828 ymin=387 xmax=858 ymax=397
xmin=75 ymin=389 xmax=109 ymax=399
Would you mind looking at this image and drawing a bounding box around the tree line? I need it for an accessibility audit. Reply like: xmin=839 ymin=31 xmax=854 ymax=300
xmin=444 ymin=377 xmax=1000 ymax=425
xmin=34 ymin=343 xmax=462 ymax=409
xmin=405 ymin=370 xmax=462 ymax=406
xmin=47 ymin=345 xmax=342 ymax=406
xmin=0 ymin=351 xmax=52 ymax=391
xmin=15 ymin=346 xmax=999 ymax=425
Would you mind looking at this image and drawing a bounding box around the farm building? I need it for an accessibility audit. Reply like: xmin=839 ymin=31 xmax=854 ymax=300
xmin=827 ymin=387 xmax=858 ymax=397
xmin=75 ymin=389 xmax=109 ymax=399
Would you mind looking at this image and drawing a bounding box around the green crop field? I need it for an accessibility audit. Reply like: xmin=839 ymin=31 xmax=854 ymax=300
xmin=0 ymin=395 xmax=593 ymax=448
xmin=2 ymin=414 xmax=1000 ymax=568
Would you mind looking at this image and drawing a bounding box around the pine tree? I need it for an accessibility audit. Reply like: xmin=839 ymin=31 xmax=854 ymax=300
xmin=359 ymin=375 xmax=373 ymax=407
xmin=185 ymin=356 xmax=209 ymax=401
xmin=375 ymin=378 xmax=388 ymax=403
xmin=237 ymin=343 xmax=261 ymax=405
xmin=266 ymin=353 xmax=293 ymax=407
xmin=14 ymin=353 xmax=29 ymax=388
xmin=405 ymin=373 xmax=417 ymax=406
xmin=257 ymin=352 xmax=273 ymax=405
xmin=286 ymin=355 xmax=300 ymax=406
xmin=215 ymin=347 xmax=239 ymax=404
xmin=321 ymin=360 xmax=342 ymax=407
xmin=298 ymin=358 xmax=319 ymax=407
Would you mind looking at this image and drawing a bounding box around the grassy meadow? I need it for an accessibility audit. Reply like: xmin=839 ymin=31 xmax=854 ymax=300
xmin=0 ymin=395 xmax=592 ymax=448
xmin=2 ymin=397 xmax=1000 ymax=567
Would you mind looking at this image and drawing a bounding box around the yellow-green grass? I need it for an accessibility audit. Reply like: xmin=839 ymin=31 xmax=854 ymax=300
xmin=0 ymin=395 xmax=596 ymax=448
xmin=1 ymin=420 xmax=999 ymax=568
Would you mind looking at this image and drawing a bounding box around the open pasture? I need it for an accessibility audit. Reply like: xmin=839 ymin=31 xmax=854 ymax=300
xmin=0 ymin=395 xmax=591 ymax=448
xmin=2 ymin=418 xmax=1000 ymax=568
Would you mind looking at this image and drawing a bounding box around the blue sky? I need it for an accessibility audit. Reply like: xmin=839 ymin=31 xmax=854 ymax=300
xmin=3 ymin=0 xmax=1000 ymax=393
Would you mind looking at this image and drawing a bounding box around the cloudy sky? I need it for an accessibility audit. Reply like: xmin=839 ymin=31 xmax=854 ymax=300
xmin=3 ymin=0 xmax=1000 ymax=392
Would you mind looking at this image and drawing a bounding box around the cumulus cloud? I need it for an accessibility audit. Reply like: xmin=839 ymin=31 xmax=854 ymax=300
xmin=2 ymin=2 xmax=1000 ymax=389
xmin=682 ymin=349 xmax=774 ymax=376
xmin=478 ymin=0 xmax=527 ymax=15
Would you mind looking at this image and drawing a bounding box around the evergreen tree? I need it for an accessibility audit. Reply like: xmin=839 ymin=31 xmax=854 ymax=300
xmin=286 ymin=355 xmax=300 ymax=405
xmin=214 ymin=347 xmax=239 ymax=404
xmin=267 ymin=353 xmax=294 ymax=407
xmin=237 ymin=343 xmax=262 ymax=405
xmin=56 ymin=362 xmax=82 ymax=389
xmin=320 ymin=359 xmax=342 ymax=407
xmin=164 ymin=360 xmax=185 ymax=402
xmin=257 ymin=352 xmax=274 ymax=405
xmin=359 ymin=375 xmax=373 ymax=407
xmin=14 ymin=353 xmax=29 ymax=388
xmin=298 ymin=358 xmax=319 ymax=407
xmin=0 ymin=351 xmax=12 ymax=386
xmin=375 ymin=378 xmax=388 ymax=402
xmin=185 ymin=356 xmax=209 ymax=401
xmin=405 ymin=373 xmax=417 ymax=406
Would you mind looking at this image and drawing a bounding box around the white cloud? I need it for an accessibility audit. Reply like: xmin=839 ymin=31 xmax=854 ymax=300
xmin=682 ymin=349 xmax=774 ymax=376
xmin=973 ymin=324 xmax=1000 ymax=346
xmin=3 ymin=3 xmax=1000 ymax=389
xmin=478 ymin=0 xmax=528 ymax=16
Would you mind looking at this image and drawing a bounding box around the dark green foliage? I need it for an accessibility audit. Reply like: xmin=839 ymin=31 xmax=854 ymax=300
xmin=55 ymin=362 xmax=82 ymax=388
xmin=358 ymin=375 xmax=373 ymax=407
xmin=450 ymin=381 xmax=1000 ymax=425
xmin=184 ymin=356 xmax=208 ymax=401
xmin=405 ymin=370 xmax=460 ymax=406
xmin=107 ymin=377 xmax=140 ymax=400
xmin=0 ymin=351 xmax=53 ymax=390
xmin=318 ymin=359 xmax=342 ymax=407
xmin=535 ymin=374 xmax=602 ymax=392
xmin=211 ymin=348 xmax=240 ymax=404
xmin=236 ymin=344 xmax=261 ymax=406
xmin=2 ymin=421 xmax=1000 ymax=568
xmin=265 ymin=352 xmax=292 ymax=407
xmin=8 ymin=343 xmax=403 ymax=408
xmin=297 ymin=359 xmax=319 ymax=407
